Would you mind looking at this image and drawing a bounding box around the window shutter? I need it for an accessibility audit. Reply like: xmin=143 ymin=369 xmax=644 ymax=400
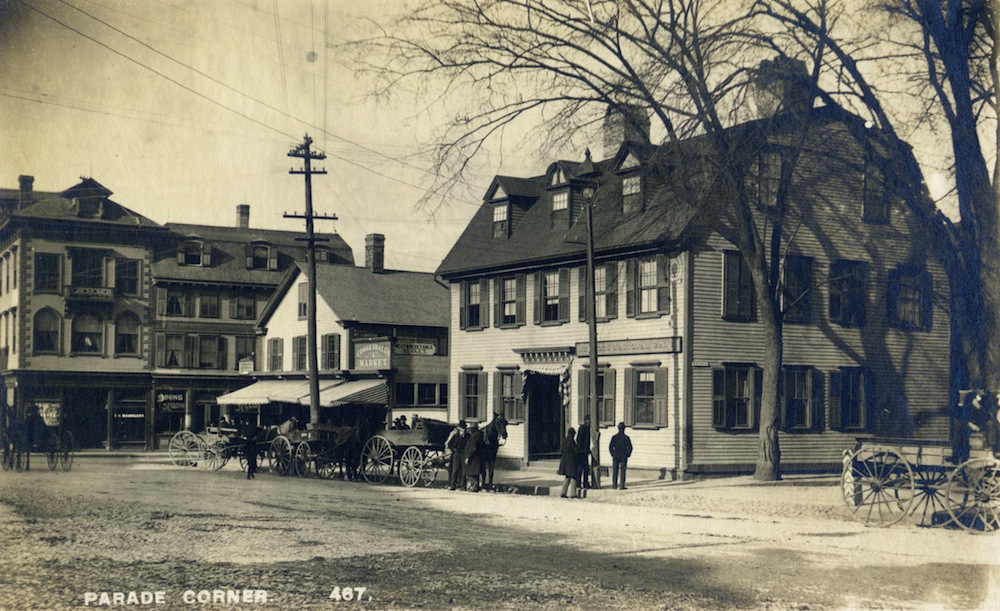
xmin=459 ymin=282 xmax=468 ymax=330
xmin=752 ymin=368 xmax=762 ymax=431
xmin=810 ymin=370 xmax=824 ymax=431
xmin=176 ymin=250 xmax=185 ymax=265
xmin=604 ymin=369 xmax=616 ymax=424
xmin=155 ymin=333 xmax=165 ymax=367
xmin=533 ymin=273 xmax=542 ymax=325
xmin=654 ymin=367 xmax=668 ymax=427
xmin=156 ymin=287 xmax=166 ymax=316
xmin=516 ymin=274 xmax=526 ymax=326
xmin=656 ymin=254 xmax=670 ymax=313
xmin=625 ymin=260 xmax=636 ymax=318
xmin=493 ymin=277 xmax=501 ymax=328
xmin=724 ymin=251 xmax=740 ymax=318
xmin=862 ymin=368 xmax=875 ymax=432
xmin=493 ymin=371 xmax=501 ymax=413
xmin=778 ymin=368 xmax=788 ymax=431
xmin=606 ymin=262 xmax=619 ymax=319
xmin=183 ymin=293 xmax=194 ymax=317
xmin=479 ymin=278 xmax=490 ymax=328
xmin=578 ymin=369 xmax=590 ymax=422
xmin=202 ymin=245 xmax=212 ymax=267
xmin=829 ymin=370 xmax=842 ymax=430
xmin=578 ymin=266 xmax=588 ymax=322
xmin=712 ymin=368 xmax=727 ymax=428
xmin=245 ymin=244 xmax=253 ymax=268
xmin=218 ymin=337 xmax=227 ymax=370
xmin=477 ymin=372 xmax=488 ymax=421
xmin=558 ymin=268 xmax=570 ymax=322
xmin=267 ymin=249 xmax=277 ymax=270
xmin=886 ymin=267 xmax=899 ymax=325
xmin=332 ymin=334 xmax=340 ymax=370
xmin=183 ymin=335 xmax=197 ymax=368
xmin=921 ymin=271 xmax=933 ymax=330
xmin=623 ymin=368 xmax=635 ymax=426
xmin=514 ymin=372 xmax=524 ymax=421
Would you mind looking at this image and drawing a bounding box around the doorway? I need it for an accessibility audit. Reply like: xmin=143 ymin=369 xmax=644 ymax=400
xmin=526 ymin=373 xmax=563 ymax=458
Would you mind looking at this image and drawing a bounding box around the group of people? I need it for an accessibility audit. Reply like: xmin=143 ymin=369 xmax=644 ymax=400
xmin=559 ymin=417 xmax=633 ymax=498
xmin=951 ymin=389 xmax=1000 ymax=463
xmin=445 ymin=420 xmax=488 ymax=492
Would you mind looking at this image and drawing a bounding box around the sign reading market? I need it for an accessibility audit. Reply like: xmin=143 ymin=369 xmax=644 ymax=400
xmin=354 ymin=340 xmax=391 ymax=370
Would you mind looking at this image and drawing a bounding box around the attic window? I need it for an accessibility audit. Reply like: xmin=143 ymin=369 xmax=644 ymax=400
xmin=314 ymin=247 xmax=331 ymax=262
xmin=492 ymin=204 xmax=509 ymax=239
xmin=550 ymin=168 xmax=567 ymax=186
xmin=551 ymin=190 xmax=570 ymax=229
xmin=246 ymin=243 xmax=277 ymax=270
xmin=76 ymin=197 xmax=103 ymax=219
xmin=622 ymin=175 xmax=642 ymax=214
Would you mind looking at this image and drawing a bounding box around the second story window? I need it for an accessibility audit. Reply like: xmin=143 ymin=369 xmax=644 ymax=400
xmin=71 ymin=249 xmax=104 ymax=288
xmin=723 ymin=251 xmax=756 ymax=322
xmin=756 ymin=149 xmax=781 ymax=208
xmin=33 ymin=308 xmax=61 ymax=354
xmin=863 ymin=155 xmax=890 ymax=224
xmin=71 ymin=314 xmax=103 ymax=354
xmin=321 ymin=334 xmax=341 ymax=370
xmin=829 ymin=260 xmax=867 ymax=328
xmin=887 ymin=266 xmax=931 ymax=331
xmin=158 ymin=288 xmax=193 ymax=318
xmin=115 ymin=259 xmax=140 ymax=296
xmin=492 ymin=204 xmax=509 ymax=239
xmin=231 ymin=294 xmax=256 ymax=320
xmin=535 ymin=269 xmax=568 ymax=324
xmin=114 ymin=312 xmax=141 ymax=356
xmin=268 ymin=338 xmax=284 ymax=372
xmin=782 ymin=255 xmax=812 ymax=324
xmin=199 ymin=290 xmax=220 ymax=318
xmin=494 ymin=275 xmax=525 ymax=327
xmin=460 ymin=279 xmax=488 ymax=330
xmin=34 ymin=253 xmax=62 ymax=293
xmin=580 ymin=263 xmax=618 ymax=322
xmin=297 ymin=282 xmax=308 ymax=319
xmin=626 ymin=256 xmax=669 ymax=318
xmin=292 ymin=335 xmax=307 ymax=370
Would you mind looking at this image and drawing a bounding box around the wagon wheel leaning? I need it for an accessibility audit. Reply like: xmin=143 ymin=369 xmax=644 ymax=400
xmin=945 ymin=458 xmax=1000 ymax=533
xmin=421 ymin=449 xmax=445 ymax=488
xmin=269 ymin=435 xmax=293 ymax=476
xmin=58 ymin=430 xmax=74 ymax=472
xmin=841 ymin=447 xmax=915 ymax=526
xmin=168 ymin=431 xmax=201 ymax=468
xmin=293 ymin=441 xmax=312 ymax=478
xmin=399 ymin=446 xmax=424 ymax=487
xmin=361 ymin=435 xmax=394 ymax=484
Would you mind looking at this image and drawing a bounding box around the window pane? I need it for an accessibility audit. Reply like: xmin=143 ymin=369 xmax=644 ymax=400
xmin=552 ymin=191 xmax=568 ymax=211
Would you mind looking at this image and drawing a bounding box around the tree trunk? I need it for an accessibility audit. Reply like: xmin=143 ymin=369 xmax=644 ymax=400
xmin=752 ymin=252 xmax=783 ymax=481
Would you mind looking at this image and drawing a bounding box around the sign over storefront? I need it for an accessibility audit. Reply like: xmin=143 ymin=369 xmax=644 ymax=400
xmin=354 ymin=341 xmax=391 ymax=370
xmin=393 ymin=339 xmax=437 ymax=356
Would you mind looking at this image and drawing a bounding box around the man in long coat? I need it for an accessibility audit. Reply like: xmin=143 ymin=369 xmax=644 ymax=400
xmin=463 ymin=421 xmax=484 ymax=492
xmin=445 ymin=420 xmax=467 ymax=490
xmin=558 ymin=427 xmax=579 ymax=498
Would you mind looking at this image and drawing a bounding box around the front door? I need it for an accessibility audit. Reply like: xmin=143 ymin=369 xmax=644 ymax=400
xmin=526 ymin=373 xmax=562 ymax=458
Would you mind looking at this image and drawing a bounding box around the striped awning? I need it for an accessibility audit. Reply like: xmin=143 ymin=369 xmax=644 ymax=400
xmin=215 ymin=380 xmax=312 ymax=406
xmin=317 ymin=379 xmax=388 ymax=407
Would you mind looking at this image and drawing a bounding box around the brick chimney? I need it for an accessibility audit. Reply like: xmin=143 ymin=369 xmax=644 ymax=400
xmin=602 ymin=105 xmax=650 ymax=158
xmin=18 ymin=175 xmax=34 ymax=210
xmin=236 ymin=204 xmax=250 ymax=228
xmin=365 ymin=233 xmax=385 ymax=273
xmin=753 ymin=57 xmax=815 ymax=119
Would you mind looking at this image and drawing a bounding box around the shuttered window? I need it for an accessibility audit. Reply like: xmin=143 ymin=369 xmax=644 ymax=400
xmin=623 ymin=367 xmax=667 ymax=427
xmin=829 ymin=367 xmax=873 ymax=432
xmin=268 ymin=338 xmax=284 ymax=372
xmin=887 ymin=266 xmax=932 ymax=331
xmin=626 ymin=257 xmax=668 ymax=318
xmin=494 ymin=274 xmax=526 ymax=328
xmin=321 ymin=334 xmax=341 ymax=370
xmin=711 ymin=364 xmax=761 ymax=431
xmin=578 ymin=368 xmax=616 ymax=426
xmin=780 ymin=367 xmax=823 ymax=432
xmin=460 ymin=370 xmax=487 ymax=421
xmin=722 ymin=251 xmax=755 ymax=322
xmin=494 ymin=370 xmax=524 ymax=422
xmin=534 ymin=269 xmax=570 ymax=325
xmin=459 ymin=279 xmax=489 ymax=330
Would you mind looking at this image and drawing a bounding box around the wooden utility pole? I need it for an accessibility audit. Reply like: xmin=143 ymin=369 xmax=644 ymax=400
xmin=578 ymin=149 xmax=602 ymax=490
xmin=287 ymin=134 xmax=337 ymax=425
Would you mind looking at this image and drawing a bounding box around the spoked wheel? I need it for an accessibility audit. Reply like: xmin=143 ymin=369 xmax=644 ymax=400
xmin=945 ymin=458 xmax=1000 ymax=533
xmin=841 ymin=448 xmax=915 ymax=526
xmin=361 ymin=435 xmax=394 ymax=484
xmin=316 ymin=456 xmax=338 ymax=480
xmin=58 ymin=431 xmax=74 ymax=472
xmin=909 ymin=467 xmax=953 ymax=527
xmin=293 ymin=441 xmax=311 ymax=478
xmin=203 ymin=440 xmax=227 ymax=471
xmin=421 ymin=449 xmax=445 ymax=488
xmin=168 ymin=431 xmax=201 ymax=468
xmin=269 ymin=435 xmax=293 ymax=476
xmin=399 ymin=446 xmax=423 ymax=487
xmin=46 ymin=449 xmax=57 ymax=471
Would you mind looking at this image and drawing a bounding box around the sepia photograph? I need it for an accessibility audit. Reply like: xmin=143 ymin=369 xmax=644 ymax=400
xmin=0 ymin=0 xmax=998 ymax=609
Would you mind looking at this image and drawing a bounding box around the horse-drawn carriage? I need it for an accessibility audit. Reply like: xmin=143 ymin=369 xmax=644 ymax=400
xmin=359 ymin=417 xmax=454 ymax=486
xmin=0 ymin=404 xmax=75 ymax=472
xmin=167 ymin=418 xmax=295 ymax=472
xmin=840 ymin=389 xmax=1000 ymax=532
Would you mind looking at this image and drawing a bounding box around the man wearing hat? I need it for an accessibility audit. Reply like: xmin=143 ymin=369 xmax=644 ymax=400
xmin=464 ymin=421 xmax=484 ymax=492
xmin=445 ymin=420 xmax=467 ymax=490
xmin=609 ymin=422 xmax=633 ymax=490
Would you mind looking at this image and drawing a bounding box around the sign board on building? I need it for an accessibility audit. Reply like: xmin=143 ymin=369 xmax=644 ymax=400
xmin=238 ymin=359 xmax=255 ymax=375
xmin=156 ymin=392 xmax=186 ymax=412
xmin=354 ymin=341 xmax=391 ymax=370
xmin=393 ymin=339 xmax=437 ymax=356
xmin=575 ymin=336 xmax=682 ymax=358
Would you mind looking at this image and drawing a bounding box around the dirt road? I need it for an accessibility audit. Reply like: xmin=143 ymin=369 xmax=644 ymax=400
xmin=0 ymin=458 xmax=996 ymax=610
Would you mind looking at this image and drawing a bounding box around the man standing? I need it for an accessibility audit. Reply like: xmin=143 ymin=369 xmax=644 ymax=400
xmin=558 ymin=427 xmax=579 ymax=498
xmin=445 ymin=420 xmax=467 ymax=490
xmin=609 ymin=422 xmax=633 ymax=490
xmin=576 ymin=415 xmax=591 ymax=489
xmin=464 ymin=421 xmax=484 ymax=492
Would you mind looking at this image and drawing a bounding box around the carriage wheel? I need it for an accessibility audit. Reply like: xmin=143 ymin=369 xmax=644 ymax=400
xmin=841 ymin=447 xmax=915 ymax=526
xmin=945 ymin=458 xmax=1000 ymax=533
xmin=59 ymin=431 xmax=74 ymax=472
xmin=399 ymin=446 xmax=423 ymax=487
xmin=293 ymin=441 xmax=311 ymax=478
xmin=202 ymin=440 xmax=225 ymax=471
xmin=168 ymin=431 xmax=201 ymax=468
xmin=316 ymin=455 xmax=338 ymax=480
xmin=421 ymin=449 xmax=444 ymax=488
xmin=46 ymin=448 xmax=57 ymax=471
xmin=269 ymin=436 xmax=293 ymax=476
xmin=361 ymin=436 xmax=394 ymax=484
xmin=909 ymin=467 xmax=954 ymax=527
xmin=239 ymin=452 xmax=249 ymax=472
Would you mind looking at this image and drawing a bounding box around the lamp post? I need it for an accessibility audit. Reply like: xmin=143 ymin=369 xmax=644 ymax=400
xmin=578 ymin=149 xmax=602 ymax=490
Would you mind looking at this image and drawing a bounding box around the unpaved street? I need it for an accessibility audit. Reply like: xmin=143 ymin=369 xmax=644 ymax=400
xmin=0 ymin=458 xmax=996 ymax=610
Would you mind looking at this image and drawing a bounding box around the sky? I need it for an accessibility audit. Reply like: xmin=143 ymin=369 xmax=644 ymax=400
xmin=0 ymin=0 xmax=524 ymax=273
xmin=0 ymin=0 xmax=969 ymax=275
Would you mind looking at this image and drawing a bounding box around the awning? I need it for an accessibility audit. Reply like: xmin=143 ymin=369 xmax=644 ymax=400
xmin=317 ymin=379 xmax=388 ymax=407
xmin=215 ymin=380 xmax=312 ymax=406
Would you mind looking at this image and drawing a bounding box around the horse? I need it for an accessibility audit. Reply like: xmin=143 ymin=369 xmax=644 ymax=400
xmin=480 ymin=412 xmax=508 ymax=487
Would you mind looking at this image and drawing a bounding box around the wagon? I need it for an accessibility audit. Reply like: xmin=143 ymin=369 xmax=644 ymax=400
xmin=1 ymin=406 xmax=75 ymax=473
xmin=268 ymin=423 xmax=360 ymax=478
xmin=841 ymin=436 xmax=999 ymax=532
xmin=167 ymin=420 xmax=290 ymax=473
xmin=360 ymin=418 xmax=453 ymax=487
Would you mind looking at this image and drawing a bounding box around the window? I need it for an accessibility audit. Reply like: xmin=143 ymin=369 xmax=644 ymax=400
xmin=235 ymin=336 xmax=255 ymax=370
xmin=114 ymin=312 xmax=141 ymax=356
xmin=863 ymin=156 xmax=890 ymax=223
xmin=417 ymin=383 xmax=438 ymax=406
xmin=199 ymin=290 xmax=220 ymax=318
xmin=158 ymin=288 xmax=193 ymax=318
xmin=71 ymin=314 xmax=103 ymax=354
xmin=627 ymin=256 xmax=669 ymax=318
xmin=268 ymin=338 xmax=284 ymax=372
xmin=32 ymin=309 xmax=60 ymax=353
xmin=494 ymin=274 xmax=525 ymax=327
xmin=71 ymin=249 xmax=104 ymax=288
xmin=578 ymin=368 xmax=616 ymax=426
xmin=297 ymin=282 xmax=309 ymax=319
xmin=782 ymin=255 xmax=812 ymax=324
xmin=495 ymin=370 xmax=524 ymax=421
xmin=321 ymin=334 xmax=341 ymax=370
xmin=115 ymin=259 xmax=140 ymax=296
xmin=781 ymin=367 xmax=823 ymax=432
xmin=829 ymin=260 xmax=867 ymax=327
xmin=460 ymin=279 xmax=488 ymax=330
xmin=460 ymin=370 xmax=486 ymax=421
xmin=395 ymin=383 xmax=415 ymax=405
xmin=439 ymin=383 xmax=448 ymax=406
xmin=534 ymin=269 xmax=569 ymax=324
xmin=231 ymin=294 xmax=256 ymax=320
xmin=552 ymin=190 xmax=569 ymax=211
xmin=580 ymin=263 xmax=618 ymax=322
xmin=887 ymin=266 xmax=931 ymax=330
xmin=493 ymin=204 xmax=509 ymax=239
xmin=34 ymin=253 xmax=61 ymax=293
xmin=314 ymin=248 xmax=331 ymax=263
xmin=624 ymin=367 xmax=667 ymax=427
xmin=723 ymin=251 xmax=756 ymax=321
xmin=199 ymin=336 xmax=223 ymax=369
xmin=250 ymin=244 xmax=270 ymax=269
xmin=830 ymin=367 xmax=872 ymax=432
xmin=622 ymin=174 xmax=642 ymax=214
xmin=292 ymin=335 xmax=307 ymax=370
xmin=712 ymin=364 xmax=761 ymax=431
xmin=160 ymin=334 xmax=185 ymax=367
xmin=756 ymin=149 xmax=781 ymax=208
xmin=180 ymin=241 xmax=205 ymax=266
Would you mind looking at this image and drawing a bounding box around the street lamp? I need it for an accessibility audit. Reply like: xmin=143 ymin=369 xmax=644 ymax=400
xmin=576 ymin=149 xmax=602 ymax=490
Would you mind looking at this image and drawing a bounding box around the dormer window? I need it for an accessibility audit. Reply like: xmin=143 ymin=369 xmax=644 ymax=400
xmin=314 ymin=247 xmax=331 ymax=263
xmin=75 ymin=198 xmax=103 ymax=219
xmin=178 ymin=240 xmax=210 ymax=267
xmin=550 ymin=190 xmax=570 ymax=229
xmin=549 ymin=167 xmax=567 ymax=186
xmin=246 ymin=242 xmax=277 ymax=270
xmin=492 ymin=204 xmax=509 ymax=239
xmin=622 ymin=174 xmax=642 ymax=214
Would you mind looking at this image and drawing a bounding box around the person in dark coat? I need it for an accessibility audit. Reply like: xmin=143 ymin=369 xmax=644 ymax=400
xmin=609 ymin=422 xmax=633 ymax=490
xmin=445 ymin=420 xmax=468 ymax=490
xmin=463 ymin=421 xmax=484 ymax=492
xmin=577 ymin=415 xmax=592 ymax=489
xmin=558 ymin=427 xmax=579 ymax=498
xmin=241 ymin=422 xmax=260 ymax=480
